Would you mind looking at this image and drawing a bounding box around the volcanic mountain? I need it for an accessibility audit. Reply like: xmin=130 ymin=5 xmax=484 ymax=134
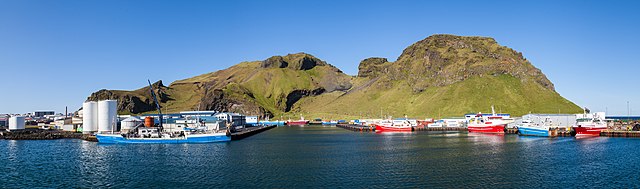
xmin=87 ymin=34 xmax=581 ymax=118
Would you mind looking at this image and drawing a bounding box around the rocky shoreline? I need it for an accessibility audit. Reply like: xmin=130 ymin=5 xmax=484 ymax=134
xmin=0 ymin=129 xmax=94 ymax=141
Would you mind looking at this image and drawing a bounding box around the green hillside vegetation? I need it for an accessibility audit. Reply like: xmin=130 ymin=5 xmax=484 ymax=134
xmin=295 ymin=74 xmax=579 ymax=120
xmin=87 ymin=34 xmax=582 ymax=119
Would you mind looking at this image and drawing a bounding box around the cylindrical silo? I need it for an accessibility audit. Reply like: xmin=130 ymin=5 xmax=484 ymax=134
xmin=120 ymin=116 xmax=142 ymax=132
xmin=98 ymin=100 xmax=118 ymax=133
xmin=82 ymin=101 xmax=98 ymax=134
xmin=8 ymin=116 xmax=25 ymax=131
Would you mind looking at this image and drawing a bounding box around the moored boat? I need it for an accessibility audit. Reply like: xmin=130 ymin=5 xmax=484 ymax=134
xmin=286 ymin=116 xmax=309 ymax=125
xmin=375 ymin=120 xmax=412 ymax=132
xmin=517 ymin=117 xmax=558 ymax=137
xmin=321 ymin=120 xmax=338 ymax=125
xmin=96 ymin=127 xmax=230 ymax=144
xmin=309 ymin=118 xmax=323 ymax=125
xmin=572 ymin=111 xmax=607 ymax=137
xmin=467 ymin=106 xmax=508 ymax=134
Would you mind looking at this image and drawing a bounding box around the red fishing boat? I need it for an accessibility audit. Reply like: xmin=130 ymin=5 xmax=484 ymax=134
xmin=286 ymin=116 xmax=309 ymax=125
xmin=375 ymin=120 xmax=413 ymax=132
xmin=572 ymin=111 xmax=607 ymax=137
xmin=467 ymin=106 xmax=508 ymax=134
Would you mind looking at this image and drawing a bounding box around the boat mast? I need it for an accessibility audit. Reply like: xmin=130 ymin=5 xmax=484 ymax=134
xmin=148 ymin=80 xmax=163 ymax=129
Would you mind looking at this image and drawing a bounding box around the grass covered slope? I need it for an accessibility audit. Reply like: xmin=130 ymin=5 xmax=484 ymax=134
xmin=294 ymin=34 xmax=582 ymax=119
xmin=296 ymin=74 xmax=580 ymax=119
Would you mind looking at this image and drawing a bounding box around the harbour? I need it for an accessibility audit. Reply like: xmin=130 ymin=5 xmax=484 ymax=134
xmin=3 ymin=1 xmax=640 ymax=188
xmin=2 ymin=126 xmax=640 ymax=188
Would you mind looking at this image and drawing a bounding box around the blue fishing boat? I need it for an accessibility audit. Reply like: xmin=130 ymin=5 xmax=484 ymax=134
xmin=96 ymin=130 xmax=230 ymax=144
xmin=322 ymin=120 xmax=338 ymax=125
xmin=516 ymin=117 xmax=558 ymax=137
xmin=259 ymin=120 xmax=285 ymax=126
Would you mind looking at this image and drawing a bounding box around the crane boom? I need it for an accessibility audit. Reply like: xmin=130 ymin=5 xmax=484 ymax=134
xmin=148 ymin=80 xmax=163 ymax=128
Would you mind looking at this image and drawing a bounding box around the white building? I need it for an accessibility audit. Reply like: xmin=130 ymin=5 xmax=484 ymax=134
xmin=508 ymin=114 xmax=577 ymax=128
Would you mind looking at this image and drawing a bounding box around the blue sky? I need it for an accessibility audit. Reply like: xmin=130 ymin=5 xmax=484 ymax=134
xmin=0 ymin=0 xmax=638 ymax=115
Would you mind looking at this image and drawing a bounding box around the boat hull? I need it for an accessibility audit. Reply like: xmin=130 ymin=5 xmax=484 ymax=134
xmin=468 ymin=124 xmax=505 ymax=133
xmin=375 ymin=125 xmax=412 ymax=132
xmin=518 ymin=126 xmax=552 ymax=137
xmin=96 ymin=133 xmax=231 ymax=144
xmin=286 ymin=121 xmax=309 ymax=125
xmin=572 ymin=126 xmax=606 ymax=137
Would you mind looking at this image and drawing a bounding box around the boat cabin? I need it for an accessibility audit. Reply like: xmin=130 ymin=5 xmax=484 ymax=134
xmin=138 ymin=127 xmax=161 ymax=138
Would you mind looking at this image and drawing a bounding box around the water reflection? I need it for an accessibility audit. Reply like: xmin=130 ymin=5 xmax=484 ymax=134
xmin=2 ymin=127 xmax=640 ymax=188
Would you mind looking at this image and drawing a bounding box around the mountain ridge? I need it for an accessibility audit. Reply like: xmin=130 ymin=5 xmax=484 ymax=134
xmin=86 ymin=34 xmax=582 ymax=118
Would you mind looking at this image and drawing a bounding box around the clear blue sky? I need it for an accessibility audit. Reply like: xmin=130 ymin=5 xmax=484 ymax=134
xmin=1 ymin=0 xmax=638 ymax=115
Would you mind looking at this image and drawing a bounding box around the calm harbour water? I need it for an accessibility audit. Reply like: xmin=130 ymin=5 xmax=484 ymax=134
xmin=2 ymin=126 xmax=640 ymax=188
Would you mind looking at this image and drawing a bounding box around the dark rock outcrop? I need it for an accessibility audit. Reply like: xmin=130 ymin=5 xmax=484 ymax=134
xmin=357 ymin=57 xmax=389 ymax=78
xmin=386 ymin=34 xmax=555 ymax=92
xmin=261 ymin=53 xmax=326 ymax=70
xmin=284 ymin=88 xmax=325 ymax=112
xmin=86 ymin=80 xmax=169 ymax=114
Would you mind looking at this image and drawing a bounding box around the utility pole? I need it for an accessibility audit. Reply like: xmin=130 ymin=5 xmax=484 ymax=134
xmin=628 ymin=101 xmax=630 ymax=117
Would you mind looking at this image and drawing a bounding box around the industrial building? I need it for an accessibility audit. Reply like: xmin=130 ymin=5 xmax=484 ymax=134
xmin=33 ymin=111 xmax=55 ymax=118
xmin=508 ymin=114 xmax=577 ymax=128
xmin=0 ymin=115 xmax=7 ymax=127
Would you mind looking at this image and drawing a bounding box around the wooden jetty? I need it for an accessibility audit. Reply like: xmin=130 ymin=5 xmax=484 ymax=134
xmin=230 ymin=125 xmax=277 ymax=140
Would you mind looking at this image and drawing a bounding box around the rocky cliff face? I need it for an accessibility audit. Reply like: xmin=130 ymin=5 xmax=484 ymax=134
xmin=261 ymin=53 xmax=327 ymax=70
xmin=358 ymin=35 xmax=555 ymax=92
xmin=361 ymin=34 xmax=555 ymax=93
xmin=86 ymin=81 xmax=169 ymax=114
xmin=357 ymin=57 xmax=390 ymax=78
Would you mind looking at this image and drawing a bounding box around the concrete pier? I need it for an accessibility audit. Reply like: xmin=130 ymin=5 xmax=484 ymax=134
xmin=230 ymin=125 xmax=277 ymax=140
xmin=600 ymin=130 xmax=640 ymax=137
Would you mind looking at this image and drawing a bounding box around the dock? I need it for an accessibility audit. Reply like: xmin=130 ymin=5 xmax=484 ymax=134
xmin=230 ymin=125 xmax=277 ymax=140
xmin=413 ymin=127 xmax=467 ymax=131
xmin=336 ymin=124 xmax=468 ymax=132
xmin=600 ymin=130 xmax=640 ymax=137
xmin=336 ymin=124 xmax=375 ymax=132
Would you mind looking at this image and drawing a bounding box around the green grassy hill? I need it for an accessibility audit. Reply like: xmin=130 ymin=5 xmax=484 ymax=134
xmin=87 ymin=34 xmax=582 ymax=118
xmin=295 ymin=74 xmax=579 ymax=120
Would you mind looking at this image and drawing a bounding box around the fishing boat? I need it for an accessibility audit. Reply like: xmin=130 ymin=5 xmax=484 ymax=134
xmin=572 ymin=111 xmax=607 ymax=137
xmin=286 ymin=116 xmax=309 ymax=125
xmin=96 ymin=127 xmax=230 ymax=144
xmin=321 ymin=120 xmax=338 ymax=125
xmin=517 ymin=117 xmax=558 ymax=137
xmin=467 ymin=106 xmax=508 ymax=133
xmin=375 ymin=119 xmax=412 ymax=132
xmin=309 ymin=118 xmax=323 ymax=125
xmin=96 ymin=80 xmax=231 ymax=144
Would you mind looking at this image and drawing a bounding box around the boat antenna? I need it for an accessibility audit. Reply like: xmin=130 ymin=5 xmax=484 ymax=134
xmin=148 ymin=79 xmax=163 ymax=129
xmin=491 ymin=105 xmax=496 ymax=116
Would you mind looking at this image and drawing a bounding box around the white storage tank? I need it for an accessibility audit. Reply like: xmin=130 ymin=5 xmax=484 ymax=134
xmin=120 ymin=116 xmax=142 ymax=132
xmin=82 ymin=101 xmax=98 ymax=134
xmin=98 ymin=100 xmax=118 ymax=133
xmin=8 ymin=116 xmax=25 ymax=131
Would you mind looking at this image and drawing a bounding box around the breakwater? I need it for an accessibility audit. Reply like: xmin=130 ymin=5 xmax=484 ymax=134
xmin=0 ymin=129 xmax=89 ymax=140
